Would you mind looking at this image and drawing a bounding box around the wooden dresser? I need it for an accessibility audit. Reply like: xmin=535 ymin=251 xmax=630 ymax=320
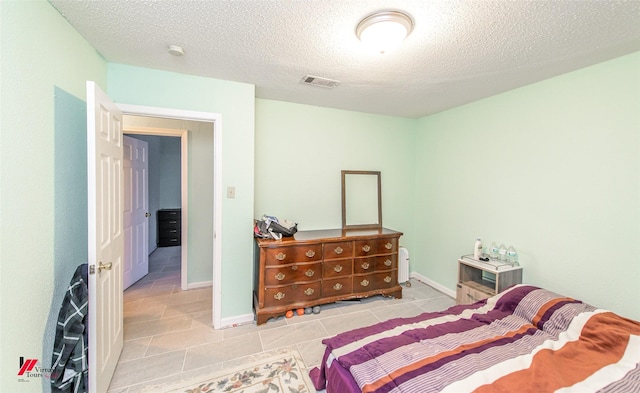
xmin=254 ymin=227 xmax=403 ymax=324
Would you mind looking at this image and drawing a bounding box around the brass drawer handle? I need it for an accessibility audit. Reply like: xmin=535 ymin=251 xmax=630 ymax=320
xmin=274 ymin=292 xmax=285 ymax=300
xmin=276 ymin=252 xmax=286 ymax=261
xmin=384 ymin=259 xmax=392 ymax=267
xmin=362 ymin=245 xmax=371 ymax=253
xmin=334 ymin=265 xmax=343 ymax=273
xmin=333 ymin=283 xmax=343 ymax=290
xmin=384 ymin=276 xmax=392 ymax=283
xmin=334 ymin=246 xmax=343 ymax=255
xmin=361 ymin=262 xmax=370 ymax=270
xmin=360 ymin=279 xmax=370 ymax=287
xmin=291 ymin=265 xmax=298 ymax=271
xmin=385 ymin=242 xmax=393 ymax=250
xmin=275 ymin=272 xmax=285 ymax=281
xmin=305 ymin=269 xmax=315 ymax=277
xmin=304 ymin=288 xmax=315 ymax=296
xmin=306 ymin=250 xmax=315 ymax=258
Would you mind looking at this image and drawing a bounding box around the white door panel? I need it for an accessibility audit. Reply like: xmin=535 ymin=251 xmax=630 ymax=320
xmin=87 ymin=81 xmax=124 ymax=393
xmin=123 ymin=135 xmax=149 ymax=289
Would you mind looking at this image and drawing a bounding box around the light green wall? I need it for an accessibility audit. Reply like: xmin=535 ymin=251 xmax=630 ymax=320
xmin=254 ymin=99 xmax=417 ymax=252
xmin=0 ymin=1 xmax=108 ymax=391
xmin=413 ymin=52 xmax=640 ymax=320
xmin=107 ymin=64 xmax=255 ymax=318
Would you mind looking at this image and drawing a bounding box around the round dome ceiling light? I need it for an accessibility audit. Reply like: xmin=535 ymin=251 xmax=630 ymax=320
xmin=168 ymin=45 xmax=185 ymax=56
xmin=356 ymin=10 xmax=414 ymax=54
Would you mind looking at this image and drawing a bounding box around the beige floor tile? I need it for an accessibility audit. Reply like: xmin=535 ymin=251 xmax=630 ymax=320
xmin=162 ymin=299 xmax=212 ymax=319
xmin=260 ymin=321 xmax=329 ymax=350
xmin=124 ymin=302 xmax=166 ymax=325
xmin=415 ymin=296 xmax=456 ymax=312
xmin=123 ymin=283 xmax=176 ymax=301
xmin=370 ymin=301 xmax=425 ymax=321
xmin=109 ymin=349 xmax=186 ymax=390
xmin=183 ymin=332 xmax=263 ymax=371
xmin=296 ymin=338 xmax=329 ymax=370
xmin=320 ymin=309 xmax=381 ymax=336
xmin=119 ymin=336 xmax=152 ymax=362
xmin=124 ymin=315 xmax=193 ymax=341
xmin=146 ymin=326 xmax=224 ymax=357
xmin=189 ymin=310 xmax=214 ymax=329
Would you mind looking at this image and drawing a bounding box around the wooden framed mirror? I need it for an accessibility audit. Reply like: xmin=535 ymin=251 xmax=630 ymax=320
xmin=341 ymin=170 xmax=382 ymax=230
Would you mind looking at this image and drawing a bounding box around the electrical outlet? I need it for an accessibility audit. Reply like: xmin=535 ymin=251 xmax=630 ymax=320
xmin=227 ymin=186 xmax=236 ymax=198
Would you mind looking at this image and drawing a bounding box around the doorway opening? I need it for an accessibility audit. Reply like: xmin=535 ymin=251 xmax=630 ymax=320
xmin=118 ymin=104 xmax=223 ymax=329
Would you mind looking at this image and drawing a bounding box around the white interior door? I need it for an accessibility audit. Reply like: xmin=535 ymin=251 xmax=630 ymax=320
xmin=123 ymin=135 xmax=149 ymax=289
xmin=87 ymin=81 xmax=124 ymax=392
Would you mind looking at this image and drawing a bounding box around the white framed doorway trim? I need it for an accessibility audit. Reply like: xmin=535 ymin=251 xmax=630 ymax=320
xmin=118 ymin=103 xmax=223 ymax=330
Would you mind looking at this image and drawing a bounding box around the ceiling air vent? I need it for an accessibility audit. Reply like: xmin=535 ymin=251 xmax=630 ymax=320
xmin=301 ymin=75 xmax=340 ymax=88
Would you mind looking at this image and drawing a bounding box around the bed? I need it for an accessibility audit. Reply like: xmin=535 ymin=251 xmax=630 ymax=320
xmin=309 ymin=285 xmax=640 ymax=392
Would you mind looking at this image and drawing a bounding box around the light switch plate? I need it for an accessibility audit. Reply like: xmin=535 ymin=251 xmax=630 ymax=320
xmin=227 ymin=186 xmax=236 ymax=198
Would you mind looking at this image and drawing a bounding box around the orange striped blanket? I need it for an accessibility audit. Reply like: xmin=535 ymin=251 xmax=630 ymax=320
xmin=312 ymin=285 xmax=640 ymax=392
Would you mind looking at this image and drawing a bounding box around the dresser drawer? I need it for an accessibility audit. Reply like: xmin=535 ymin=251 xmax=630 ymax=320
xmin=322 ymin=259 xmax=353 ymax=278
xmin=264 ymin=262 xmax=321 ymax=286
xmin=264 ymin=281 xmax=322 ymax=307
xmin=264 ymin=244 xmax=322 ymax=265
xmin=354 ymin=238 xmax=398 ymax=256
xmin=354 ymin=255 xmax=397 ymax=274
xmin=322 ymin=277 xmax=353 ymax=297
xmin=159 ymin=227 xmax=180 ymax=237
xmin=353 ymin=271 xmax=398 ymax=293
xmin=159 ymin=220 xmax=180 ymax=230
xmin=323 ymin=241 xmax=353 ymax=259
xmin=158 ymin=237 xmax=180 ymax=247
xmin=158 ymin=209 xmax=181 ymax=220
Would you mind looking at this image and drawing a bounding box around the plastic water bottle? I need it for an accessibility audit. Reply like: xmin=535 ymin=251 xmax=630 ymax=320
xmin=498 ymin=244 xmax=508 ymax=262
xmin=473 ymin=237 xmax=483 ymax=259
xmin=490 ymin=242 xmax=499 ymax=260
xmin=507 ymin=246 xmax=519 ymax=266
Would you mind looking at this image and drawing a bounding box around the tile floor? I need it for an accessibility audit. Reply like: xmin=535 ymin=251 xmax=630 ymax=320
xmin=108 ymin=246 xmax=456 ymax=392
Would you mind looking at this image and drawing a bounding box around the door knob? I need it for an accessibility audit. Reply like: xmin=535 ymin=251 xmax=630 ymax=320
xmin=98 ymin=261 xmax=112 ymax=272
xmin=145 ymin=212 xmax=151 ymax=217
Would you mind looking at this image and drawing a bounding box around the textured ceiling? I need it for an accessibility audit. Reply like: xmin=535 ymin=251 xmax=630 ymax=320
xmin=49 ymin=0 xmax=640 ymax=118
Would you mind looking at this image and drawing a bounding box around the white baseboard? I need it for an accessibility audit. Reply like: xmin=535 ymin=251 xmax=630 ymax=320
xmin=219 ymin=313 xmax=255 ymax=329
xmin=187 ymin=281 xmax=213 ymax=290
xmin=409 ymin=272 xmax=456 ymax=298
xmin=182 ymin=281 xmax=254 ymax=329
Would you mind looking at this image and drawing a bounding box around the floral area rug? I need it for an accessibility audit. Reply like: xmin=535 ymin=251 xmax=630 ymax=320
xmin=157 ymin=350 xmax=314 ymax=393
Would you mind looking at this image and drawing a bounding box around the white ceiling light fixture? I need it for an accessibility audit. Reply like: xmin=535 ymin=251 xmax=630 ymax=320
xmin=168 ymin=44 xmax=185 ymax=56
xmin=356 ymin=10 xmax=414 ymax=54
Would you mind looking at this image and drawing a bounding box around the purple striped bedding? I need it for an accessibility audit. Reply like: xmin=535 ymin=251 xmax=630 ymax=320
xmin=310 ymin=285 xmax=640 ymax=392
